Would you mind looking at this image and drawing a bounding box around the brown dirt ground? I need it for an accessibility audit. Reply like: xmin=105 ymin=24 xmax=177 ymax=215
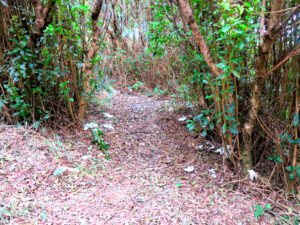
xmin=0 ymin=91 xmax=283 ymax=224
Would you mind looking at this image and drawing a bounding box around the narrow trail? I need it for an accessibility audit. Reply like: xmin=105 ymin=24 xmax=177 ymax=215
xmin=83 ymin=92 xmax=257 ymax=224
xmin=0 ymin=91 xmax=259 ymax=225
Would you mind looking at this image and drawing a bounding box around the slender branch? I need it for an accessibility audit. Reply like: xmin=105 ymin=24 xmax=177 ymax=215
xmin=264 ymin=44 xmax=300 ymax=78
xmin=273 ymin=5 xmax=300 ymax=34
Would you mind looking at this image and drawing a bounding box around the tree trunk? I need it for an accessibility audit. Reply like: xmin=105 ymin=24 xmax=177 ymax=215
xmin=177 ymin=0 xmax=223 ymax=78
xmin=177 ymin=0 xmax=236 ymax=167
xmin=78 ymin=0 xmax=103 ymax=120
xmin=29 ymin=0 xmax=55 ymax=48
xmin=241 ymin=0 xmax=285 ymax=172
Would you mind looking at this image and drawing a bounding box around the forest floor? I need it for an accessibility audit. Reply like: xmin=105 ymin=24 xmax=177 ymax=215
xmin=0 ymin=88 xmax=277 ymax=224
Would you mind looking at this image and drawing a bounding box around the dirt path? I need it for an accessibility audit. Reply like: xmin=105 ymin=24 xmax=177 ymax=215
xmin=0 ymin=92 xmax=260 ymax=225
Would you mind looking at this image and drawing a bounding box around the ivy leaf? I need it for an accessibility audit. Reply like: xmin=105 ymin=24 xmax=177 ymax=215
xmin=296 ymin=167 xmax=300 ymax=179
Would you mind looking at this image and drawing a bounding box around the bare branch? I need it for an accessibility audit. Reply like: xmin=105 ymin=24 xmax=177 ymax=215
xmin=264 ymin=44 xmax=300 ymax=78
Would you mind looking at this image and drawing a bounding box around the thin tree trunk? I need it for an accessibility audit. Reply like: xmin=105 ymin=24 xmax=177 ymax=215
xmin=241 ymin=0 xmax=285 ymax=172
xmin=78 ymin=0 xmax=103 ymax=120
xmin=177 ymin=0 xmax=223 ymax=78
xmin=177 ymin=0 xmax=236 ymax=167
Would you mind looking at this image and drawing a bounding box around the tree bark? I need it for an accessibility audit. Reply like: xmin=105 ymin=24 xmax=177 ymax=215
xmin=177 ymin=0 xmax=223 ymax=78
xmin=241 ymin=0 xmax=285 ymax=172
xmin=177 ymin=0 xmax=237 ymax=167
xmin=29 ymin=0 xmax=55 ymax=47
xmin=78 ymin=0 xmax=103 ymax=120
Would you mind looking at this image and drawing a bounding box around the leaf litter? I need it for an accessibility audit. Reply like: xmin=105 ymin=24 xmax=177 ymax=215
xmin=0 ymin=91 xmax=276 ymax=225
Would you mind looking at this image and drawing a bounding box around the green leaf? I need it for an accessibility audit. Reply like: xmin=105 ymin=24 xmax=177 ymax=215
xmin=228 ymin=104 xmax=235 ymax=114
xmin=43 ymin=114 xmax=50 ymax=119
xmin=187 ymin=123 xmax=195 ymax=131
xmin=232 ymin=70 xmax=241 ymax=79
xmin=222 ymin=124 xmax=226 ymax=134
xmin=265 ymin=204 xmax=272 ymax=210
xmin=53 ymin=168 xmax=67 ymax=176
xmin=202 ymin=130 xmax=207 ymax=137
xmin=237 ymin=42 xmax=245 ymax=50
xmin=33 ymin=122 xmax=39 ymax=128
xmin=202 ymin=117 xmax=209 ymax=127
xmin=254 ymin=205 xmax=264 ymax=218
xmin=225 ymin=115 xmax=236 ymax=122
xmin=289 ymin=138 xmax=300 ymax=144
xmin=221 ymin=24 xmax=231 ymax=33
xmin=297 ymin=167 xmax=300 ymax=179
xmin=216 ymin=63 xmax=226 ymax=70
xmin=289 ymin=172 xmax=294 ymax=181
xmin=245 ymin=2 xmax=252 ymax=8
xmin=0 ymin=101 xmax=4 ymax=110
xmin=205 ymin=95 xmax=214 ymax=99
xmin=176 ymin=182 xmax=182 ymax=188
xmin=274 ymin=156 xmax=282 ymax=163
xmin=293 ymin=114 xmax=299 ymax=127
xmin=229 ymin=124 xmax=238 ymax=134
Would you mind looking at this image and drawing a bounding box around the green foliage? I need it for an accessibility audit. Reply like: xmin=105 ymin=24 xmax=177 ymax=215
xmin=0 ymin=0 xmax=104 ymax=125
xmin=147 ymin=0 xmax=183 ymax=56
xmin=268 ymin=151 xmax=283 ymax=163
xmin=286 ymin=166 xmax=300 ymax=181
xmin=254 ymin=204 xmax=272 ymax=219
xmin=91 ymin=127 xmax=110 ymax=159
xmin=128 ymin=81 xmax=145 ymax=91
xmin=45 ymin=134 xmax=70 ymax=162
